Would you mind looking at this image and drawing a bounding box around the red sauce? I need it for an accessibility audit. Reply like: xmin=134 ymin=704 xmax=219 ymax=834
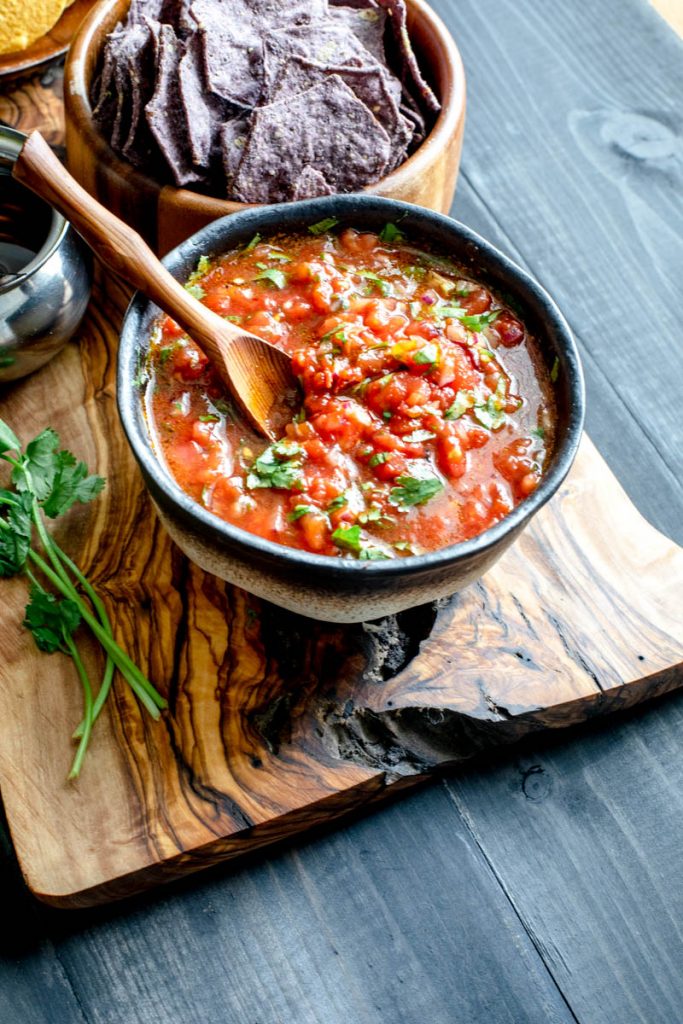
xmin=145 ymin=223 xmax=556 ymax=560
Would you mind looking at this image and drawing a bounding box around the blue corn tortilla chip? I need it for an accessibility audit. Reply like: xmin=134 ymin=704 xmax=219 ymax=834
xmin=93 ymin=0 xmax=438 ymax=199
xmin=220 ymin=115 xmax=251 ymax=191
xmin=233 ymin=75 xmax=393 ymax=203
xmin=189 ymin=0 xmax=327 ymax=108
xmin=291 ymin=166 xmax=335 ymax=200
xmin=145 ymin=23 xmax=204 ymax=185
xmin=375 ymin=0 xmax=440 ymax=113
xmin=328 ymin=4 xmax=387 ymax=63
xmin=178 ymin=32 xmax=229 ymax=167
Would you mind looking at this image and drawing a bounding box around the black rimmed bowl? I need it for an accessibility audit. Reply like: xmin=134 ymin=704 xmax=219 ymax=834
xmin=117 ymin=195 xmax=585 ymax=623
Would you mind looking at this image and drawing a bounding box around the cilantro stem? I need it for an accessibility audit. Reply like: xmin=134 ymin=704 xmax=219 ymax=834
xmin=63 ymin=632 xmax=94 ymax=780
xmin=49 ymin=546 xmax=116 ymax=737
xmin=27 ymin=549 xmax=166 ymax=717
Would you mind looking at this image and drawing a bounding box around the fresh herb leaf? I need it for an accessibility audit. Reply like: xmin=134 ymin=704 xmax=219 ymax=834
xmin=458 ymin=310 xmax=500 ymax=331
xmin=327 ymin=493 xmax=348 ymax=511
xmin=331 ymin=524 xmax=362 ymax=553
xmin=379 ymin=222 xmax=404 ymax=243
xmin=254 ymin=267 xmax=287 ymax=289
xmin=473 ymin=396 xmax=506 ymax=431
xmin=357 ymin=270 xmax=392 ymax=297
xmin=243 ymin=233 xmax=261 ymax=251
xmin=389 ymin=475 xmax=444 ymax=510
xmin=369 ymin=452 xmax=390 ymax=466
xmin=41 ymin=451 xmax=105 ymax=519
xmin=288 ymin=504 xmax=316 ymax=522
xmin=437 ymin=304 xmax=466 ymax=319
xmin=12 ymin=427 xmax=60 ymax=500
xmin=531 ymin=426 xmax=545 ymax=439
xmin=359 ymin=547 xmax=391 ymax=561
xmin=413 ymin=343 xmax=439 ymax=366
xmin=247 ymin=441 xmax=305 ymax=490
xmin=198 ymin=414 xmax=220 ymax=423
xmin=0 ymin=419 xmax=20 ymax=454
xmin=550 ymin=357 xmax=560 ymax=382
xmin=0 ymin=490 xmax=32 ymax=577
xmin=24 ymin=587 xmax=81 ymax=653
xmin=308 ymin=217 xmax=339 ymax=235
xmin=382 ymin=410 xmax=392 ymax=421
xmin=444 ymin=390 xmax=476 ymax=420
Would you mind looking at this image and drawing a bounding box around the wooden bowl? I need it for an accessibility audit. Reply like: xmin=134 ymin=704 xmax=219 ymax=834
xmin=63 ymin=0 xmax=466 ymax=254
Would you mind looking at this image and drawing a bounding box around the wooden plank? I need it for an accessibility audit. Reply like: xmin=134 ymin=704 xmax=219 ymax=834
xmin=444 ymin=692 xmax=683 ymax=1023
xmin=37 ymin=787 xmax=580 ymax=1024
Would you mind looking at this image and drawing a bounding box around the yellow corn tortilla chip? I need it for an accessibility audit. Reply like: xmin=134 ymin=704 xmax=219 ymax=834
xmin=0 ymin=0 xmax=66 ymax=56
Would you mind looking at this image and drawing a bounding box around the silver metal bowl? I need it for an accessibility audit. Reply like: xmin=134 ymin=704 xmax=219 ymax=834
xmin=0 ymin=126 xmax=92 ymax=382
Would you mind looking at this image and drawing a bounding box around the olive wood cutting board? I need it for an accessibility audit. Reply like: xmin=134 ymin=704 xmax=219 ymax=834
xmin=0 ymin=271 xmax=681 ymax=908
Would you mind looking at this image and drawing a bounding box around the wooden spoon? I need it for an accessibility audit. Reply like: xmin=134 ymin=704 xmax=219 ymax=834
xmin=12 ymin=130 xmax=299 ymax=440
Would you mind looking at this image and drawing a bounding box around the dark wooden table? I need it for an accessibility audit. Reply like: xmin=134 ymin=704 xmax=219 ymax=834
xmin=2 ymin=0 xmax=682 ymax=1020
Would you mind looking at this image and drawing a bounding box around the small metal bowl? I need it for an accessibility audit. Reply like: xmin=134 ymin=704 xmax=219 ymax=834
xmin=0 ymin=126 xmax=92 ymax=382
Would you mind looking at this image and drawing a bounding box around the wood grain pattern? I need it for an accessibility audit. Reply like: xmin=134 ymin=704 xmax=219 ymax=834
xmin=0 ymin=259 xmax=680 ymax=906
xmin=63 ymin=0 xmax=466 ymax=254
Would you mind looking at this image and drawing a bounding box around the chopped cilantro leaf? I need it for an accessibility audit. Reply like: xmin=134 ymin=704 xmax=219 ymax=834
xmin=254 ymin=268 xmax=287 ymax=289
xmin=331 ymin=524 xmax=362 ymax=553
xmin=357 ymin=270 xmax=392 ymax=297
xmin=327 ymin=493 xmax=348 ymax=511
xmin=243 ymin=233 xmax=261 ymax=251
xmin=389 ymin=476 xmax=444 ymax=510
xmin=459 ymin=310 xmax=500 ymax=331
xmin=198 ymin=414 xmax=219 ymax=423
xmin=413 ymin=343 xmax=439 ymax=366
xmin=247 ymin=441 xmax=305 ymax=491
xmin=308 ymin=218 xmax=339 ymax=235
xmin=379 ymin=222 xmax=404 ymax=243
xmin=369 ymin=452 xmax=390 ymax=466
xmin=444 ymin=390 xmax=476 ymax=420
xmin=382 ymin=410 xmax=392 ymax=421
xmin=288 ymin=504 xmax=315 ymax=522
xmin=473 ymin=396 xmax=506 ymax=431
xmin=550 ymin=357 xmax=560 ymax=382
xmin=531 ymin=426 xmax=545 ymax=439
xmin=359 ymin=547 xmax=391 ymax=561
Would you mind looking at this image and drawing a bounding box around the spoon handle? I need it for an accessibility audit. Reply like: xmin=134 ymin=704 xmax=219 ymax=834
xmin=12 ymin=131 xmax=233 ymax=368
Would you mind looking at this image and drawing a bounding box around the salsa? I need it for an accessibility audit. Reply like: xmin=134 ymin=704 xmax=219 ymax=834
xmin=144 ymin=221 xmax=556 ymax=560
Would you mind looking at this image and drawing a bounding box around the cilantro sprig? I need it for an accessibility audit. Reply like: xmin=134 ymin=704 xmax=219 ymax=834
xmin=0 ymin=420 xmax=167 ymax=779
xmin=247 ymin=441 xmax=305 ymax=491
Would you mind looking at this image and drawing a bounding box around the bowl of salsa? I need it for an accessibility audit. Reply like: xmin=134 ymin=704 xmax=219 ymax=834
xmin=118 ymin=195 xmax=584 ymax=622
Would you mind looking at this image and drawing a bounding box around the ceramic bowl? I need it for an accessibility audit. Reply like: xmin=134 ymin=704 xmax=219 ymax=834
xmin=63 ymin=0 xmax=465 ymax=255
xmin=117 ymin=194 xmax=585 ymax=623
